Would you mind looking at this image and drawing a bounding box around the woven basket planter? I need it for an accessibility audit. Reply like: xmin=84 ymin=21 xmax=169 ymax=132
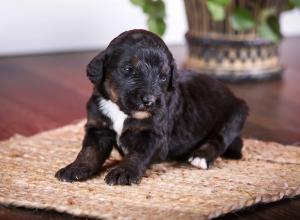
xmin=183 ymin=0 xmax=285 ymax=82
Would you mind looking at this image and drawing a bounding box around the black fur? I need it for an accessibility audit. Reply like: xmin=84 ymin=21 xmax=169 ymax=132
xmin=55 ymin=29 xmax=249 ymax=185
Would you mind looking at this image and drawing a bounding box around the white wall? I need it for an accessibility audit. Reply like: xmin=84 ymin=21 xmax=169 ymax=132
xmin=280 ymin=8 xmax=300 ymax=36
xmin=0 ymin=0 xmax=299 ymax=56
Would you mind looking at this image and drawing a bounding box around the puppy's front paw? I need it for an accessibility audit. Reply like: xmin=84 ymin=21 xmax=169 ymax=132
xmin=55 ymin=163 xmax=96 ymax=182
xmin=104 ymin=166 xmax=141 ymax=186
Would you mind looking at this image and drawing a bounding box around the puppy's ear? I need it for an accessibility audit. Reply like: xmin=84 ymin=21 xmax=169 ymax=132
xmin=86 ymin=51 xmax=106 ymax=84
xmin=168 ymin=59 xmax=178 ymax=91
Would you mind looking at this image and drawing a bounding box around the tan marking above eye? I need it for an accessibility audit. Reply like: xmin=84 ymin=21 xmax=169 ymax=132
xmin=161 ymin=63 xmax=170 ymax=74
xmin=131 ymin=56 xmax=139 ymax=66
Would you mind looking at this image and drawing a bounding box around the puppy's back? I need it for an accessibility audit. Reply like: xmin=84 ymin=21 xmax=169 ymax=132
xmin=177 ymin=69 xmax=248 ymax=129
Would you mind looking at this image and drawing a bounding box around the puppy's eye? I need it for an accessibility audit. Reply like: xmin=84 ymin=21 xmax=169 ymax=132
xmin=123 ymin=66 xmax=134 ymax=73
xmin=160 ymin=74 xmax=167 ymax=82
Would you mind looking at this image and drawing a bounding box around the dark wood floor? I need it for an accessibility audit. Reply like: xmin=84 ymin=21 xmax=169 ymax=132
xmin=0 ymin=38 xmax=299 ymax=220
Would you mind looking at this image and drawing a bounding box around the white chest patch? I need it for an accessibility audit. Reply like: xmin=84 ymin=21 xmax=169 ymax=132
xmin=98 ymin=99 xmax=128 ymax=143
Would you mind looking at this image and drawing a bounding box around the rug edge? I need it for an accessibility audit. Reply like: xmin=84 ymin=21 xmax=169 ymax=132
xmin=1 ymin=186 xmax=300 ymax=220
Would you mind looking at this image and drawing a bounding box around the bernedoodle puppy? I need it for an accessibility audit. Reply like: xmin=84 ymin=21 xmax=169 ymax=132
xmin=55 ymin=29 xmax=248 ymax=185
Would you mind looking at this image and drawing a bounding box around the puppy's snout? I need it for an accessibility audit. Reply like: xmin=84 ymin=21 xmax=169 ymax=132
xmin=141 ymin=95 xmax=156 ymax=107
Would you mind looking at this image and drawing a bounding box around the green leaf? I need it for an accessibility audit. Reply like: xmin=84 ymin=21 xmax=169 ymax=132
xmin=258 ymin=22 xmax=280 ymax=43
xmin=130 ymin=0 xmax=167 ymax=36
xmin=267 ymin=16 xmax=281 ymax=37
xmin=212 ymin=0 xmax=231 ymax=6
xmin=206 ymin=0 xmax=225 ymax=21
xmin=147 ymin=17 xmax=166 ymax=36
xmin=143 ymin=0 xmax=165 ymax=18
xmin=257 ymin=8 xmax=281 ymax=43
xmin=259 ymin=7 xmax=276 ymax=23
xmin=289 ymin=0 xmax=300 ymax=7
xmin=230 ymin=7 xmax=255 ymax=31
xmin=130 ymin=0 xmax=145 ymax=6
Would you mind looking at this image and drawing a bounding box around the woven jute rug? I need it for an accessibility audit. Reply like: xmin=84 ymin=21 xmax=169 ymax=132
xmin=0 ymin=121 xmax=300 ymax=220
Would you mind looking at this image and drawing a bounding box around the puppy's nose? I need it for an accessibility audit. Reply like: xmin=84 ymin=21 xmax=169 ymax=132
xmin=141 ymin=95 xmax=156 ymax=107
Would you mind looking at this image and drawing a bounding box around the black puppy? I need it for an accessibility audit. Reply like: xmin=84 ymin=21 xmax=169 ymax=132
xmin=55 ymin=29 xmax=248 ymax=185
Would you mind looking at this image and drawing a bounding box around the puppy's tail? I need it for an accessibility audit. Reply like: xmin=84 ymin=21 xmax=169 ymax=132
xmin=221 ymin=136 xmax=243 ymax=159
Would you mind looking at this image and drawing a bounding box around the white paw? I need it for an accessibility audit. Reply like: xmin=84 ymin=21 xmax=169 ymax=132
xmin=188 ymin=157 xmax=208 ymax=169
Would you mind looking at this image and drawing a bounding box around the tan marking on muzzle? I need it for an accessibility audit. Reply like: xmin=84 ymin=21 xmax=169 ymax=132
xmin=132 ymin=111 xmax=152 ymax=120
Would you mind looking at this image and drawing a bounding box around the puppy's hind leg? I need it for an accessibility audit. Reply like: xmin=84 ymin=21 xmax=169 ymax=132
xmin=188 ymin=103 xmax=248 ymax=169
xmin=221 ymin=136 xmax=243 ymax=159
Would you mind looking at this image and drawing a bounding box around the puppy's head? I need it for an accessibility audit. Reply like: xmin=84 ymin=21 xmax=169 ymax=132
xmin=87 ymin=29 xmax=177 ymax=118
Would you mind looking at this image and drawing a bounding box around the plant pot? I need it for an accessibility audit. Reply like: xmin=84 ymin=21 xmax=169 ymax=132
xmin=183 ymin=0 xmax=285 ymax=82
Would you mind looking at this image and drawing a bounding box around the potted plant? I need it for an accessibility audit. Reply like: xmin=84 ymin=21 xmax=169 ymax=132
xmin=131 ymin=0 xmax=300 ymax=82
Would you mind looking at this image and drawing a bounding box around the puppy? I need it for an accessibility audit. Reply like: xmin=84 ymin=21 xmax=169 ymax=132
xmin=55 ymin=29 xmax=248 ymax=185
